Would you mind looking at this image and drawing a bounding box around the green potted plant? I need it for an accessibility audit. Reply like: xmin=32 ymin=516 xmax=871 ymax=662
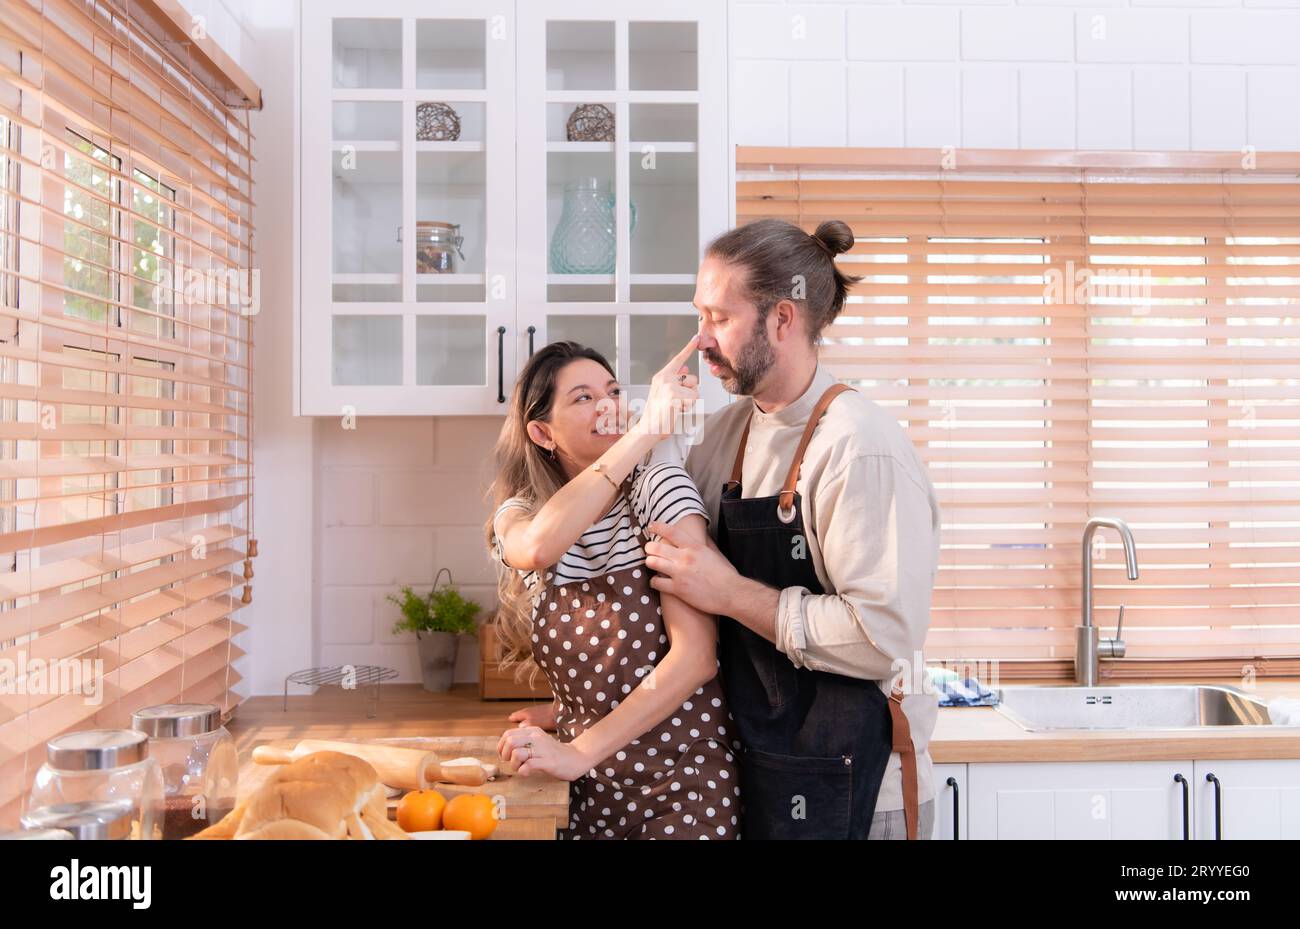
xmin=388 ymin=569 xmax=481 ymax=692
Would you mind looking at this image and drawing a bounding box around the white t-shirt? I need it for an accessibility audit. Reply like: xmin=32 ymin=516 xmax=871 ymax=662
xmin=491 ymin=459 xmax=709 ymax=606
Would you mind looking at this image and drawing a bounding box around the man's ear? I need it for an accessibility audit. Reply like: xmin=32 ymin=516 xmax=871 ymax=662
xmin=772 ymin=298 xmax=800 ymax=342
xmin=525 ymin=420 xmax=553 ymax=451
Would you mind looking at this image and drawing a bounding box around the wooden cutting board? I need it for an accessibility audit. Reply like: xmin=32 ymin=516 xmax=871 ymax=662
xmin=238 ymin=735 xmax=568 ymax=840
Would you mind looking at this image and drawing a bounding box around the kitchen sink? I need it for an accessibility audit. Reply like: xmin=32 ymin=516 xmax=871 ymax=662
xmin=993 ymin=684 xmax=1285 ymax=732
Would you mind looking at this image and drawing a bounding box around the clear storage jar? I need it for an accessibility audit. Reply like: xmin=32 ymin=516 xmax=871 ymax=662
xmin=414 ymin=221 xmax=465 ymax=274
xmin=25 ymin=730 xmax=163 ymax=839
xmin=131 ymin=703 xmax=237 ymax=839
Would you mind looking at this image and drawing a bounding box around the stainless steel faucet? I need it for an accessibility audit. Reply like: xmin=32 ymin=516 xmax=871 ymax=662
xmin=1077 ymin=517 xmax=1139 ymax=686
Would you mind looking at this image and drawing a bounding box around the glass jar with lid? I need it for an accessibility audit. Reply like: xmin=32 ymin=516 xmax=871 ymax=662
xmin=413 ymin=221 xmax=465 ymax=274
xmin=131 ymin=703 xmax=237 ymax=839
xmin=25 ymin=731 xmax=162 ymax=839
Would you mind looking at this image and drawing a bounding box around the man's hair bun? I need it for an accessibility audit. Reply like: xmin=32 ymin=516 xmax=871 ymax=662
xmin=812 ymin=219 xmax=854 ymax=257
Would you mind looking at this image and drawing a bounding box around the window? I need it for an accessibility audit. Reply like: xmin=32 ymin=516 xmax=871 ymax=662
xmin=0 ymin=0 xmax=257 ymax=826
xmin=737 ymin=149 xmax=1300 ymax=675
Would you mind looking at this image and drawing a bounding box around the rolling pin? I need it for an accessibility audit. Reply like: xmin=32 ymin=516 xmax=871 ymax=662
xmin=251 ymin=740 xmax=488 ymax=790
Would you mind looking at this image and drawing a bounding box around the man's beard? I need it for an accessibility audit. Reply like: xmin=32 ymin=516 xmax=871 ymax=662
xmin=703 ymin=318 xmax=775 ymax=396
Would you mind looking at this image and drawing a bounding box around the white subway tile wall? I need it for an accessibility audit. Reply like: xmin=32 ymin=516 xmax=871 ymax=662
xmin=732 ymin=0 xmax=1300 ymax=150
xmin=315 ymin=417 xmax=504 ymax=682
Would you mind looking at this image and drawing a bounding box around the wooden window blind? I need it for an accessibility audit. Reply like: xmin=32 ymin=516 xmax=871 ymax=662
xmin=737 ymin=147 xmax=1300 ymax=679
xmin=0 ymin=0 xmax=258 ymax=826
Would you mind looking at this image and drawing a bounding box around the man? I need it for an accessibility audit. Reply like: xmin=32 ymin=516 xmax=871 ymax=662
xmin=642 ymin=217 xmax=942 ymax=839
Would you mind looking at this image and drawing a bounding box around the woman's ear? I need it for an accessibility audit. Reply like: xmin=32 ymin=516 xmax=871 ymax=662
xmin=525 ymin=420 xmax=553 ymax=453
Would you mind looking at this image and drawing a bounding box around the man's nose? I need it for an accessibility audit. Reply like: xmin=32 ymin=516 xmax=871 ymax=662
xmin=695 ymin=323 xmax=718 ymax=353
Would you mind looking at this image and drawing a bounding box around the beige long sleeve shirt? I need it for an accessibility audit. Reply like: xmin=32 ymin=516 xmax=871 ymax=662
xmin=671 ymin=364 xmax=941 ymax=813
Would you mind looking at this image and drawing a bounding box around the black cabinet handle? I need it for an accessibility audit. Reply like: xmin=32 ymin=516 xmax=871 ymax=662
xmin=496 ymin=326 xmax=507 ymax=403
xmin=1174 ymin=773 xmax=1189 ymax=840
xmin=946 ymin=776 xmax=959 ymax=840
xmin=1205 ymin=773 xmax=1222 ymax=840
xmin=527 ymin=325 xmax=536 ymax=358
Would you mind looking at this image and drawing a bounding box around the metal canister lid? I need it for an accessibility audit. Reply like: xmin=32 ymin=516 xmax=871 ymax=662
xmin=0 ymin=828 xmax=75 ymax=840
xmin=131 ymin=703 xmax=222 ymax=739
xmin=46 ymin=729 xmax=149 ymax=770
xmin=22 ymin=801 xmax=133 ymax=840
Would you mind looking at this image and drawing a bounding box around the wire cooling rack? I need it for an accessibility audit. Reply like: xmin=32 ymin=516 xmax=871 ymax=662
xmin=283 ymin=665 xmax=399 ymax=717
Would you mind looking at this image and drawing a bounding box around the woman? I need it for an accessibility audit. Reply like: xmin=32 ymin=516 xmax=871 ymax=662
xmin=486 ymin=337 xmax=741 ymax=839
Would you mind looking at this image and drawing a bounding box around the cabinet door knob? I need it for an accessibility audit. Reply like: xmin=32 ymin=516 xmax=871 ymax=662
xmin=497 ymin=326 xmax=507 ymax=403
xmin=527 ymin=325 xmax=536 ymax=358
xmin=1174 ymin=773 xmax=1190 ymax=840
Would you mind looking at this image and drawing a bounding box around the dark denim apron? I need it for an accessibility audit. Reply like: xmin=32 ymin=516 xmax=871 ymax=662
xmin=715 ymin=383 xmax=919 ymax=839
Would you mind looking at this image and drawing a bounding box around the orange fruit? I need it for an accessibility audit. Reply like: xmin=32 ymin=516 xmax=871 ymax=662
xmin=396 ymin=789 xmax=446 ymax=833
xmin=441 ymin=794 xmax=498 ymax=840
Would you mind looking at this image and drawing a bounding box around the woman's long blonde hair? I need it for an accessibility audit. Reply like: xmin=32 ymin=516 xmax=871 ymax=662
xmin=484 ymin=341 xmax=618 ymax=684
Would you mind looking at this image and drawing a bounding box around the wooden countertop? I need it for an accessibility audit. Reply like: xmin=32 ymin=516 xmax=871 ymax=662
xmin=227 ymin=679 xmax=1300 ymax=783
xmin=235 ymin=735 xmax=567 ymax=840
xmin=228 ymin=686 xmax=566 ymax=840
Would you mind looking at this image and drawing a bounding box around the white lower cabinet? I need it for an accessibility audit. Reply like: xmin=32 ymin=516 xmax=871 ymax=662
xmin=966 ymin=761 xmax=1195 ymax=840
xmin=931 ymin=763 xmax=967 ymax=839
xmin=942 ymin=758 xmax=1300 ymax=839
xmin=1192 ymin=759 xmax=1300 ymax=839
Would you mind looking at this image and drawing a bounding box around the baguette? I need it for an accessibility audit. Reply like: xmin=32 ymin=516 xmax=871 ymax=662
xmin=192 ymin=750 xmax=409 ymax=840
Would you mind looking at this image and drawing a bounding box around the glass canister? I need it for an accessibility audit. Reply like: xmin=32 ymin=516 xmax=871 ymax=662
xmin=21 ymin=801 xmax=133 ymax=840
xmin=131 ymin=703 xmax=237 ymax=840
xmin=413 ymin=221 xmax=465 ymax=274
xmin=25 ymin=731 xmax=162 ymax=840
xmin=548 ymin=177 xmax=636 ymax=275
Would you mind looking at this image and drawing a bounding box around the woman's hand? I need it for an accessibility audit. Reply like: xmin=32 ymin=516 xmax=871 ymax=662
xmin=497 ymin=725 xmax=593 ymax=781
xmin=634 ymin=336 xmax=700 ymax=436
xmin=507 ymin=702 xmax=557 ymax=731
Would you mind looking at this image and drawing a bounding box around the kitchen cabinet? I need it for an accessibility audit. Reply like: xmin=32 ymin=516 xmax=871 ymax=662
xmin=932 ymin=763 xmax=966 ymax=840
xmin=1192 ymin=760 xmax=1300 ymax=840
xmin=966 ymin=761 xmax=1195 ymax=840
xmin=296 ymin=0 xmax=731 ymax=416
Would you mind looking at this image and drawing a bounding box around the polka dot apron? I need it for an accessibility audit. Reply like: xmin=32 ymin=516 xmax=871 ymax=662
xmin=529 ymin=479 xmax=742 ymax=840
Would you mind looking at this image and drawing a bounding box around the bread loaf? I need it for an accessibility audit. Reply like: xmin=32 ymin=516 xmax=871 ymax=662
xmin=192 ymin=750 xmax=407 ymax=840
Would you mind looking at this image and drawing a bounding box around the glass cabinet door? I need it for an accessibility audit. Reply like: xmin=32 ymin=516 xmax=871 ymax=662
xmin=516 ymin=0 xmax=728 ymax=416
xmin=301 ymin=1 xmax=515 ymax=415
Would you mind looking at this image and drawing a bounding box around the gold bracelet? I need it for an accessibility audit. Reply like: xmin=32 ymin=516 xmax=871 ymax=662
xmin=592 ymin=462 xmax=621 ymax=491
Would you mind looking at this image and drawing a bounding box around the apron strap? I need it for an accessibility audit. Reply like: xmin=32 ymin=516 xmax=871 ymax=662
xmin=778 ymin=383 xmax=855 ymax=513
xmin=728 ymin=416 xmax=752 ymax=486
xmin=888 ymin=684 xmax=921 ymax=840
xmin=728 ymin=382 xmax=857 ymax=493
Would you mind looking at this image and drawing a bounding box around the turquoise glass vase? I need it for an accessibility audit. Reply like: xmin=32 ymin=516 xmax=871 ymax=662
xmin=549 ymin=177 xmax=637 ymax=275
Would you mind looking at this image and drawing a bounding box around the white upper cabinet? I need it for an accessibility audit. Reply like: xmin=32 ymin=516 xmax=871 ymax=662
xmin=297 ymin=0 xmax=730 ymax=416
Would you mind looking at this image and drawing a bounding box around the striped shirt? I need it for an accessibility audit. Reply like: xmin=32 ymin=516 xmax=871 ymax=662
xmin=491 ymin=462 xmax=709 ymax=604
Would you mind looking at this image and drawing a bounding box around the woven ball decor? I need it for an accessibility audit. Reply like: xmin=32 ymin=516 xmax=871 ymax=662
xmin=416 ymin=102 xmax=462 ymax=142
xmin=565 ymin=103 xmax=615 ymax=142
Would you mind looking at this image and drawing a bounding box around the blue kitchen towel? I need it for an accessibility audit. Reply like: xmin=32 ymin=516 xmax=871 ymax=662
xmin=935 ymin=675 xmax=993 ymax=706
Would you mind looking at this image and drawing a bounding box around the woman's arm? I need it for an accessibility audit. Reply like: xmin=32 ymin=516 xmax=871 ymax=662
xmin=567 ymin=513 xmax=719 ymax=765
xmin=498 ymin=514 xmax=722 ymax=780
xmin=496 ymin=338 xmax=699 ymax=572
xmin=495 ymin=425 xmax=659 ymax=572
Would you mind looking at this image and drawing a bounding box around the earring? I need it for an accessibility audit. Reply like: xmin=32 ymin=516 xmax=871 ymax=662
xmin=545 ymin=445 xmax=557 ymax=460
